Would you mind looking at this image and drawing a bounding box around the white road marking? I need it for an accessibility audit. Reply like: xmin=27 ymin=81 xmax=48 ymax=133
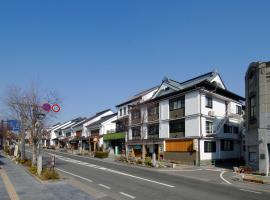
xmin=219 ymin=171 xmax=231 ymax=185
xmin=50 ymin=153 xmax=175 ymax=188
xmin=98 ymin=184 xmax=111 ymax=190
xmin=158 ymin=169 xmax=203 ymax=172
xmin=240 ymin=189 xmax=262 ymax=194
xmin=120 ymin=192 xmax=136 ymax=199
xmin=56 ymin=168 xmax=93 ymax=183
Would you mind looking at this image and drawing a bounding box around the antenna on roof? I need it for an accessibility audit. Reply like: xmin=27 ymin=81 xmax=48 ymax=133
xmin=163 ymin=76 xmax=169 ymax=82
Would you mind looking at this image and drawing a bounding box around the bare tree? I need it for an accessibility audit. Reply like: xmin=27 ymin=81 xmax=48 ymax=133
xmin=4 ymin=83 xmax=60 ymax=166
xmin=129 ymin=102 xmax=148 ymax=163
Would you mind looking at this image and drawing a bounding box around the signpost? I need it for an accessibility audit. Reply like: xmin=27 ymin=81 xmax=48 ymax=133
xmin=7 ymin=120 xmax=20 ymax=132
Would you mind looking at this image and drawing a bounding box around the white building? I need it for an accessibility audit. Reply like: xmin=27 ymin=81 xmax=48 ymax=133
xmin=127 ymin=71 xmax=245 ymax=165
xmin=86 ymin=113 xmax=117 ymax=151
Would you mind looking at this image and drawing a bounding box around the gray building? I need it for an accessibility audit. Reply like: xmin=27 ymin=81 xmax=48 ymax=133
xmin=245 ymin=62 xmax=270 ymax=175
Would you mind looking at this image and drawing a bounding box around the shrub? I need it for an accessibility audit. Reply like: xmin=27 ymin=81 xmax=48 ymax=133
xmin=40 ymin=168 xmax=59 ymax=180
xmin=136 ymin=159 xmax=143 ymax=165
xmin=29 ymin=166 xmax=37 ymax=175
xmin=145 ymin=157 xmax=152 ymax=167
xmin=94 ymin=151 xmax=109 ymax=158
xmin=116 ymin=156 xmax=128 ymax=162
xmin=23 ymin=159 xmax=32 ymax=167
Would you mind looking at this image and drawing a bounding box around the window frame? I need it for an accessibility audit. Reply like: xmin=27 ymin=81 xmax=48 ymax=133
xmin=205 ymin=96 xmax=213 ymax=108
xmin=204 ymin=141 xmax=216 ymax=153
xmin=169 ymin=119 xmax=185 ymax=134
xmin=221 ymin=140 xmax=234 ymax=151
xmin=236 ymin=105 xmax=242 ymax=115
xmin=206 ymin=121 xmax=213 ymax=134
xmin=169 ymin=97 xmax=185 ymax=111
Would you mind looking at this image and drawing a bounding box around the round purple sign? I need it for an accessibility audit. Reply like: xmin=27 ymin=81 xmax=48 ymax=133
xmin=42 ymin=103 xmax=51 ymax=112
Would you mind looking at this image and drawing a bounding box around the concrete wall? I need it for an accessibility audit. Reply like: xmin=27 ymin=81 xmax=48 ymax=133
xmin=164 ymin=151 xmax=196 ymax=165
xmin=200 ymin=139 xmax=241 ymax=161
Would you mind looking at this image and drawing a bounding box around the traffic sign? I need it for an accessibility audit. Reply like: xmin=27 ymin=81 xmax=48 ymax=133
xmin=51 ymin=104 xmax=60 ymax=112
xmin=7 ymin=120 xmax=20 ymax=132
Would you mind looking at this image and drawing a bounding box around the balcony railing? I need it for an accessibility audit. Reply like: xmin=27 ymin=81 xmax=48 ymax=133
xmin=148 ymin=134 xmax=159 ymax=139
xmin=131 ymin=118 xmax=141 ymax=125
xmin=170 ymin=108 xmax=185 ymax=119
xmin=169 ymin=132 xmax=185 ymax=138
xmin=132 ymin=135 xmax=141 ymax=140
xmin=148 ymin=114 xmax=159 ymax=122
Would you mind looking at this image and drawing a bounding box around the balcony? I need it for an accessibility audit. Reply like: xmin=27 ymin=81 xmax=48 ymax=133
xmin=131 ymin=117 xmax=141 ymax=125
xmin=170 ymin=108 xmax=185 ymax=120
xmin=148 ymin=114 xmax=159 ymax=122
xmin=132 ymin=135 xmax=141 ymax=140
xmin=169 ymin=132 xmax=185 ymax=138
xmin=148 ymin=134 xmax=159 ymax=139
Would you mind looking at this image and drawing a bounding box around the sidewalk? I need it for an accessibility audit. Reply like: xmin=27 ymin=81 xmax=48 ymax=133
xmin=0 ymin=154 xmax=96 ymax=200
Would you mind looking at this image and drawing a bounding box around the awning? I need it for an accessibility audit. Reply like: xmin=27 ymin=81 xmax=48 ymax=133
xmin=103 ymin=132 xmax=125 ymax=141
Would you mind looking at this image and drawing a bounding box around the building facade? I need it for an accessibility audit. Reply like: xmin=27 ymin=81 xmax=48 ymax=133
xmin=245 ymin=62 xmax=270 ymax=175
xmin=126 ymin=71 xmax=245 ymax=165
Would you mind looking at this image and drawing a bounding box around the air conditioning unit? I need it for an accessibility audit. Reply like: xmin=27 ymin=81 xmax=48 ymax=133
xmin=208 ymin=111 xmax=215 ymax=116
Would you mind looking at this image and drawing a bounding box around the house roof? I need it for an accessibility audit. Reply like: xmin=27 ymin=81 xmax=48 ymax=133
xmin=152 ymin=70 xmax=227 ymax=99
xmin=84 ymin=109 xmax=112 ymax=123
xmin=54 ymin=117 xmax=84 ymax=132
xmin=116 ymin=86 xmax=159 ymax=107
xmin=86 ymin=113 xmax=117 ymax=128
xmin=148 ymin=80 xmax=245 ymax=103
xmin=71 ymin=118 xmax=87 ymax=128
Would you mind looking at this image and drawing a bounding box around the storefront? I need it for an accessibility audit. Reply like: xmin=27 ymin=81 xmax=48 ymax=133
xmin=127 ymin=139 xmax=164 ymax=159
xmin=103 ymin=132 xmax=126 ymax=155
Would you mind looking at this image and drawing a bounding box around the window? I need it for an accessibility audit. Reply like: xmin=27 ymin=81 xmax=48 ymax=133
xmin=120 ymin=108 xmax=122 ymax=116
xmin=132 ymin=126 xmax=141 ymax=138
xmin=221 ymin=140 xmax=234 ymax=151
xmin=249 ymin=152 xmax=256 ymax=162
xmin=169 ymin=120 xmax=185 ymax=138
xmin=148 ymin=104 xmax=159 ymax=116
xmin=206 ymin=121 xmax=213 ymax=134
xmin=236 ymin=105 xmax=242 ymax=115
xmin=169 ymin=97 xmax=185 ymax=111
xmin=124 ymin=107 xmax=127 ymax=115
xmin=224 ymin=124 xmax=232 ymax=133
xmin=233 ymin=126 xmax=239 ymax=134
xmin=249 ymin=96 xmax=256 ymax=121
xmin=170 ymin=120 xmax=185 ymax=133
xmin=205 ymin=96 xmax=213 ymax=108
xmin=131 ymin=109 xmax=141 ymax=119
xmin=204 ymin=141 xmax=216 ymax=153
xmin=66 ymin=132 xmax=71 ymax=137
xmin=148 ymin=124 xmax=159 ymax=138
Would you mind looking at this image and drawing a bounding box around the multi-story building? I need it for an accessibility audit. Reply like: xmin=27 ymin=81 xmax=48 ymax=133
xmin=245 ymin=62 xmax=270 ymax=175
xmin=127 ymin=71 xmax=245 ymax=165
xmin=115 ymin=86 xmax=159 ymax=156
xmin=82 ymin=109 xmax=114 ymax=152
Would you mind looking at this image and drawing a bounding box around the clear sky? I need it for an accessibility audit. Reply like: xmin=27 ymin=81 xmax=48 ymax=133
xmin=0 ymin=0 xmax=269 ymax=123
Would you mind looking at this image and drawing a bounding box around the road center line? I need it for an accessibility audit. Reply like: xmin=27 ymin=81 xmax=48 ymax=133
xmin=56 ymin=168 xmax=93 ymax=183
xmin=219 ymin=171 xmax=231 ymax=185
xmin=120 ymin=192 xmax=136 ymax=199
xmin=98 ymin=184 xmax=111 ymax=189
xmin=239 ymin=189 xmax=262 ymax=194
xmin=51 ymin=153 xmax=175 ymax=188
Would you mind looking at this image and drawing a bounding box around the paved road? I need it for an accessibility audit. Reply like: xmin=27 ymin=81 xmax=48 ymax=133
xmin=26 ymin=149 xmax=270 ymax=200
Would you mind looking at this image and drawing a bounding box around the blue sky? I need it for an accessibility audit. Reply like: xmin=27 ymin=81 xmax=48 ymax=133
xmin=0 ymin=0 xmax=269 ymax=123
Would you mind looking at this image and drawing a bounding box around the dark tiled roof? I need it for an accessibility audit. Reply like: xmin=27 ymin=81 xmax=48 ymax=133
xmin=86 ymin=113 xmax=117 ymax=128
xmin=116 ymin=86 xmax=159 ymax=107
xmin=84 ymin=109 xmax=112 ymax=123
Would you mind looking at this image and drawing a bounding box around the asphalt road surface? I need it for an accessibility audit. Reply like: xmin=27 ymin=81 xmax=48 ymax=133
xmin=25 ymin=148 xmax=270 ymax=200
